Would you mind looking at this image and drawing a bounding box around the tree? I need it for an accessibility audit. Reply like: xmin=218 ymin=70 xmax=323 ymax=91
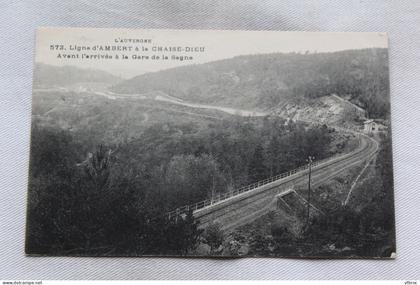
xmin=264 ymin=133 xmax=282 ymax=176
xmin=248 ymin=144 xmax=268 ymax=182
xmin=249 ymin=234 xmax=274 ymax=256
xmin=167 ymin=210 xmax=203 ymax=255
xmin=164 ymin=154 xmax=225 ymax=207
xmin=202 ymin=222 xmax=224 ymax=254
xmin=83 ymin=144 xmax=112 ymax=191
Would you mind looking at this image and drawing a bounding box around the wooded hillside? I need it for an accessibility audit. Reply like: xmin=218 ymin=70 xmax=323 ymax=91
xmin=113 ymin=49 xmax=389 ymax=119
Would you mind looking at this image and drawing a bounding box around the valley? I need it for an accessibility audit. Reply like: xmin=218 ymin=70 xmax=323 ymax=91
xmin=26 ymin=48 xmax=394 ymax=257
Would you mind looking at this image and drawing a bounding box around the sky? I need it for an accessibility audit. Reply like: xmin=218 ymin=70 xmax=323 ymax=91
xmin=35 ymin=27 xmax=388 ymax=78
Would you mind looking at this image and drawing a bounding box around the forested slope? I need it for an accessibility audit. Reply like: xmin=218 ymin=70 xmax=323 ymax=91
xmin=113 ymin=49 xmax=389 ymax=119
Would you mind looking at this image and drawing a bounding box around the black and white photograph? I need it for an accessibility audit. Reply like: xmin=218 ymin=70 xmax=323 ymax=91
xmin=25 ymin=28 xmax=395 ymax=258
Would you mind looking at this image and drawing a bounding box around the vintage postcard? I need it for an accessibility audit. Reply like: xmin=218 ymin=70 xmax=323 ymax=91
xmin=26 ymin=27 xmax=395 ymax=257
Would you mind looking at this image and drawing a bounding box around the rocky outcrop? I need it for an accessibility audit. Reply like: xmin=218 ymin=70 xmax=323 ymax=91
xmin=272 ymin=94 xmax=366 ymax=129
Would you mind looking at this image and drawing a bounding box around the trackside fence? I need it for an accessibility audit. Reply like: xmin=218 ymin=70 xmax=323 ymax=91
xmin=166 ymin=133 xmax=370 ymax=219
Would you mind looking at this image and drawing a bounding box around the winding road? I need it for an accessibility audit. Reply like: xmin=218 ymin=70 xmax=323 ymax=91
xmin=41 ymin=87 xmax=378 ymax=230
